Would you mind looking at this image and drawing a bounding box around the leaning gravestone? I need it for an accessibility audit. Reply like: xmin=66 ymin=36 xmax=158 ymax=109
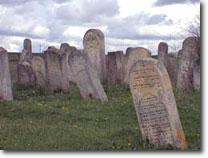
xmin=44 ymin=46 xmax=66 ymax=93
xmin=0 ymin=47 xmax=13 ymax=101
xmin=129 ymin=56 xmax=187 ymax=149
xmin=177 ymin=37 xmax=199 ymax=91
xmin=20 ymin=38 xmax=32 ymax=62
xmin=68 ymin=49 xmax=108 ymax=102
xmin=124 ymin=47 xmax=151 ymax=84
xmin=31 ymin=56 xmax=46 ymax=88
xmin=83 ymin=29 xmax=106 ymax=82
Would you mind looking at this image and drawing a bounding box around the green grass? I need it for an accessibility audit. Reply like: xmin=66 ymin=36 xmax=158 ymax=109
xmin=0 ymin=84 xmax=201 ymax=151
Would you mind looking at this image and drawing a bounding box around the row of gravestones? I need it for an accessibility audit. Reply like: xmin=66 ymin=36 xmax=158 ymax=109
xmin=1 ymin=29 xmax=195 ymax=150
xmin=158 ymin=37 xmax=200 ymax=92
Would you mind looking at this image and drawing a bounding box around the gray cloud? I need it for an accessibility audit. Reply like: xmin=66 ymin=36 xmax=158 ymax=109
xmin=154 ymin=0 xmax=200 ymax=6
xmin=56 ymin=0 xmax=119 ymax=25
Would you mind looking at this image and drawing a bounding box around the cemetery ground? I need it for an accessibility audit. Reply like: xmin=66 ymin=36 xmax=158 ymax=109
xmin=0 ymin=83 xmax=200 ymax=151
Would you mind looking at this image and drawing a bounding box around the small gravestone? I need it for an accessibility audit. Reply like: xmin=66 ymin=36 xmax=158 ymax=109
xmin=124 ymin=47 xmax=151 ymax=84
xmin=106 ymin=51 xmax=125 ymax=85
xmin=83 ymin=29 xmax=106 ymax=82
xmin=0 ymin=47 xmax=13 ymax=101
xmin=69 ymin=49 xmax=108 ymax=102
xmin=158 ymin=42 xmax=168 ymax=64
xmin=129 ymin=56 xmax=187 ymax=149
xmin=177 ymin=37 xmax=200 ymax=91
xmin=44 ymin=46 xmax=65 ymax=92
xmin=31 ymin=56 xmax=46 ymax=88
xmin=20 ymin=39 xmax=32 ymax=62
xmin=17 ymin=61 xmax=36 ymax=86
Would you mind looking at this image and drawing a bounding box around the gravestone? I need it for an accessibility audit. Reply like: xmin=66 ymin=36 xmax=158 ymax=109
xmin=69 ymin=49 xmax=108 ymax=102
xmin=20 ymin=38 xmax=32 ymax=62
xmin=44 ymin=46 xmax=66 ymax=93
xmin=0 ymin=47 xmax=13 ymax=101
xmin=193 ymin=58 xmax=200 ymax=91
xmin=129 ymin=57 xmax=187 ymax=149
xmin=17 ymin=61 xmax=36 ymax=86
xmin=31 ymin=56 xmax=46 ymax=88
xmin=60 ymin=43 xmax=77 ymax=84
xmin=83 ymin=29 xmax=106 ymax=82
xmin=158 ymin=42 xmax=168 ymax=65
xmin=124 ymin=47 xmax=151 ymax=84
xmin=106 ymin=51 xmax=125 ymax=85
xmin=177 ymin=37 xmax=200 ymax=91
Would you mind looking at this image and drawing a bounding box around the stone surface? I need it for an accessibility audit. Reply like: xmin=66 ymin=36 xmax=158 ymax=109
xmin=176 ymin=37 xmax=200 ymax=91
xmin=60 ymin=43 xmax=77 ymax=84
xmin=17 ymin=61 xmax=36 ymax=86
xmin=106 ymin=51 xmax=125 ymax=85
xmin=83 ymin=29 xmax=106 ymax=82
xmin=68 ymin=49 xmax=108 ymax=102
xmin=31 ymin=56 xmax=46 ymax=88
xmin=20 ymin=39 xmax=32 ymax=62
xmin=44 ymin=46 xmax=66 ymax=92
xmin=158 ymin=42 xmax=168 ymax=65
xmin=0 ymin=47 xmax=13 ymax=101
xmin=129 ymin=57 xmax=187 ymax=149
xmin=124 ymin=47 xmax=151 ymax=84
xmin=193 ymin=58 xmax=200 ymax=91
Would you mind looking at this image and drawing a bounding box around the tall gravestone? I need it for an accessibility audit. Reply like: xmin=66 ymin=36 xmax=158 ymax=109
xmin=129 ymin=55 xmax=187 ymax=149
xmin=0 ymin=47 xmax=13 ymax=101
xmin=177 ymin=37 xmax=199 ymax=91
xmin=20 ymin=38 xmax=32 ymax=62
xmin=124 ymin=47 xmax=151 ymax=84
xmin=68 ymin=50 xmax=108 ymax=102
xmin=106 ymin=51 xmax=125 ymax=85
xmin=17 ymin=39 xmax=36 ymax=86
xmin=158 ymin=42 xmax=168 ymax=65
xmin=44 ymin=46 xmax=67 ymax=93
xmin=83 ymin=29 xmax=106 ymax=82
xmin=31 ymin=56 xmax=46 ymax=88
xmin=193 ymin=58 xmax=200 ymax=91
xmin=60 ymin=43 xmax=77 ymax=84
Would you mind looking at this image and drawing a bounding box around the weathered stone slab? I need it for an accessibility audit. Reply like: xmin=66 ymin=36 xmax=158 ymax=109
xmin=17 ymin=61 xmax=36 ymax=86
xmin=124 ymin=47 xmax=151 ymax=84
xmin=83 ymin=29 xmax=106 ymax=82
xmin=0 ymin=47 xmax=13 ymax=101
xmin=176 ymin=37 xmax=200 ymax=91
xmin=193 ymin=58 xmax=200 ymax=91
xmin=31 ymin=56 xmax=46 ymax=88
xmin=106 ymin=51 xmax=125 ymax=85
xmin=44 ymin=46 xmax=65 ymax=93
xmin=129 ymin=57 xmax=187 ymax=149
xmin=158 ymin=42 xmax=168 ymax=65
xmin=20 ymin=38 xmax=32 ymax=62
xmin=60 ymin=43 xmax=77 ymax=84
xmin=68 ymin=50 xmax=108 ymax=102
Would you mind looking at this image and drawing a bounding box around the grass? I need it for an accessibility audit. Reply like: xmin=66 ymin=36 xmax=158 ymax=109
xmin=0 ymin=83 xmax=201 ymax=151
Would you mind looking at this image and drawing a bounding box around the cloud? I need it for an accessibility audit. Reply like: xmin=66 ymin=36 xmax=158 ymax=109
xmin=56 ymin=0 xmax=119 ymax=25
xmin=153 ymin=0 xmax=200 ymax=6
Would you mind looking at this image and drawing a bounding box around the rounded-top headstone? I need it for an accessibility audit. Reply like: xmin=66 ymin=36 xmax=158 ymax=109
xmin=124 ymin=47 xmax=151 ymax=84
xmin=83 ymin=29 xmax=106 ymax=82
xmin=182 ymin=36 xmax=199 ymax=59
xmin=158 ymin=42 xmax=168 ymax=63
xmin=23 ymin=39 xmax=32 ymax=52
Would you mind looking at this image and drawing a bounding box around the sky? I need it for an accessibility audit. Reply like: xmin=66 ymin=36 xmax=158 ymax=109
xmin=0 ymin=0 xmax=200 ymax=55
